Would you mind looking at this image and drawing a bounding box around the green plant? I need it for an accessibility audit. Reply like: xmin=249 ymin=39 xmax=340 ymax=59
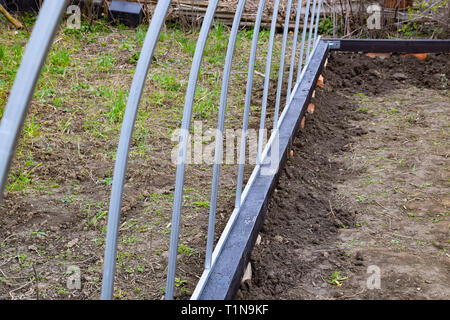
xmin=318 ymin=17 xmax=334 ymax=35
xmin=49 ymin=47 xmax=71 ymax=74
xmin=327 ymin=271 xmax=348 ymax=286
xmin=174 ymin=277 xmax=187 ymax=288
xmin=97 ymin=53 xmax=116 ymax=72
xmin=190 ymin=200 xmax=210 ymax=208
xmin=178 ymin=244 xmax=197 ymax=256
xmin=23 ymin=115 xmax=41 ymax=139
xmin=107 ymin=89 xmax=127 ymax=123
xmin=6 ymin=161 xmax=41 ymax=192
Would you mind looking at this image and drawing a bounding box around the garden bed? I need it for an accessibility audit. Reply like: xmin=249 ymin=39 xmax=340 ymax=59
xmin=238 ymin=51 xmax=449 ymax=299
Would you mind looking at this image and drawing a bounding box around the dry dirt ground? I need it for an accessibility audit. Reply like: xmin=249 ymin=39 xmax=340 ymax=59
xmin=239 ymin=51 xmax=449 ymax=300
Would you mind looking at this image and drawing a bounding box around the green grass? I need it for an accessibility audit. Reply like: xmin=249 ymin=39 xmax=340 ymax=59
xmin=6 ymin=160 xmax=41 ymax=192
xmin=97 ymin=53 xmax=116 ymax=72
xmin=107 ymin=89 xmax=127 ymax=123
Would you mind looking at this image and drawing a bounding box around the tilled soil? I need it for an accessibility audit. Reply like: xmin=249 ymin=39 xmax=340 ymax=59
xmin=238 ymin=51 xmax=449 ymax=299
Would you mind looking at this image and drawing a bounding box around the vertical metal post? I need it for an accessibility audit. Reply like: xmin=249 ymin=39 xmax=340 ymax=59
xmin=205 ymin=0 xmax=247 ymax=270
xmin=273 ymin=0 xmax=293 ymax=130
xmin=286 ymin=0 xmax=303 ymax=103
xmin=166 ymin=0 xmax=220 ymax=300
xmin=0 ymin=0 xmax=68 ymax=203
xmin=256 ymin=0 xmax=281 ymax=166
xmin=101 ymin=0 xmax=172 ymax=300
xmin=306 ymin=0 xmax=318 ymax=59
xmin=296 ymin=0 xmax=312 ymax=82
xmin=235 ymin=0 xmax=266 ymax=209
xmin=313 ymin=0 xmax=323 ymax=48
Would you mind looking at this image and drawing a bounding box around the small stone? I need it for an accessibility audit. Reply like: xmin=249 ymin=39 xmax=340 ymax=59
xmin=356 ymin=251 xmax=364 ymax=261
xmin=241 ymin=263 xmax=252 ymax=286
xmin=66 ymin=238 xmax=79 ymax=248
xmin=368 ymin=69 xmax=382 ymax=78
xmin=255 ymin=234 xmax=262 ymax=246
xmin=392 ymin=72 xmax=407 ymax=80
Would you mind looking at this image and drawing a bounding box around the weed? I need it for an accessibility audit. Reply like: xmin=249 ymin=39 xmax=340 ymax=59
xmin=23 ymin=115 xmax=41 ymax=139
xmin=97 ymin=53 xmax=116 ymax=72
xmin=327 ymin=271 xmax=348 ymax=286
xmin=174 ymin=277 xmax=187 ymax=288
xmin=6 ymin=161 xmax=41 ymax=192
xmin=356 ymin=107 xmax=369 ymax=112
xmin=389 ymin=108 xmax=400 ymax=114
xmin=107 ymin=89 xmax=127 ymax=123
xmin=431 ymin=211 xmax=449 ymax=223
xmin=49 ymin=47 xmax=71 ymax=74
xmin=178 ymin=243 xmax=197 ymax=256
xmin=152 ymin=72 xmax=181 ymax=92
xmin=318 ymin=16 xmax=334 ymax=35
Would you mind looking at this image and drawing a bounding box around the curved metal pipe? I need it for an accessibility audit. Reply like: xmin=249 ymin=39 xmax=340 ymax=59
xmin=165 ymin=0 xmax=220 ymax=300
xmin=205 ymin=0 xmax=247 ymax=270
xmin=235 ymin=0 xmax=267 ymax=209
xmin=306 ymin=0 xmax=318 ymax=60
xmin=296 ymin=0 xmax=312 ymax=82
xmin=0 ymin=0 xmax=68 ymax=203
xmin=272 ymin=0 xmax=293 ymax=129
xmin=256 ymin=0 xmax=281 ymax=166
xmin=313 ymin=0 xmax=323 ymax=47
xmin=286 ymin=0 xmax=304 ymax=103
xmin=101 ymin=0 xmax=172 ymax=300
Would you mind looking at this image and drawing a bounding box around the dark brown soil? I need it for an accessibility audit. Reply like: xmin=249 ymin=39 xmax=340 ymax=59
xmin=237 ymin=51 xmax=449 ymax=300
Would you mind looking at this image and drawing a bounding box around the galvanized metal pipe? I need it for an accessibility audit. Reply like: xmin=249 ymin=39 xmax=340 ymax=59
xmin=256 ymin=0 xmax=280 ymax=166
xmin=0 ymin=0 xmax=68 ymax=203
xmin=272 ymin=0 xmax=293 ymax=130
xmin=235 ymin=0 xmax=266 ymax=209
xmin=286 ymin=0 xmax=303 ymax=103
xmin=262 ymin=36 xmax=322 ymax=164
xmin=205 ymin=0 xmax=247 ymax=270
xmin=101 ymin=0 xmax=172 ymax=300
xmin=192 ymin=0 xmax=267 ymax=297
xmin=166 ymin=0 xmax=220 ymax=300
xmin=306 ymin=0 xmax=318 ymax=59
xmin=313 ymin=0 xmax=323 ymax=47
xmin=296 ymin=0 xmax=311 ymax=83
